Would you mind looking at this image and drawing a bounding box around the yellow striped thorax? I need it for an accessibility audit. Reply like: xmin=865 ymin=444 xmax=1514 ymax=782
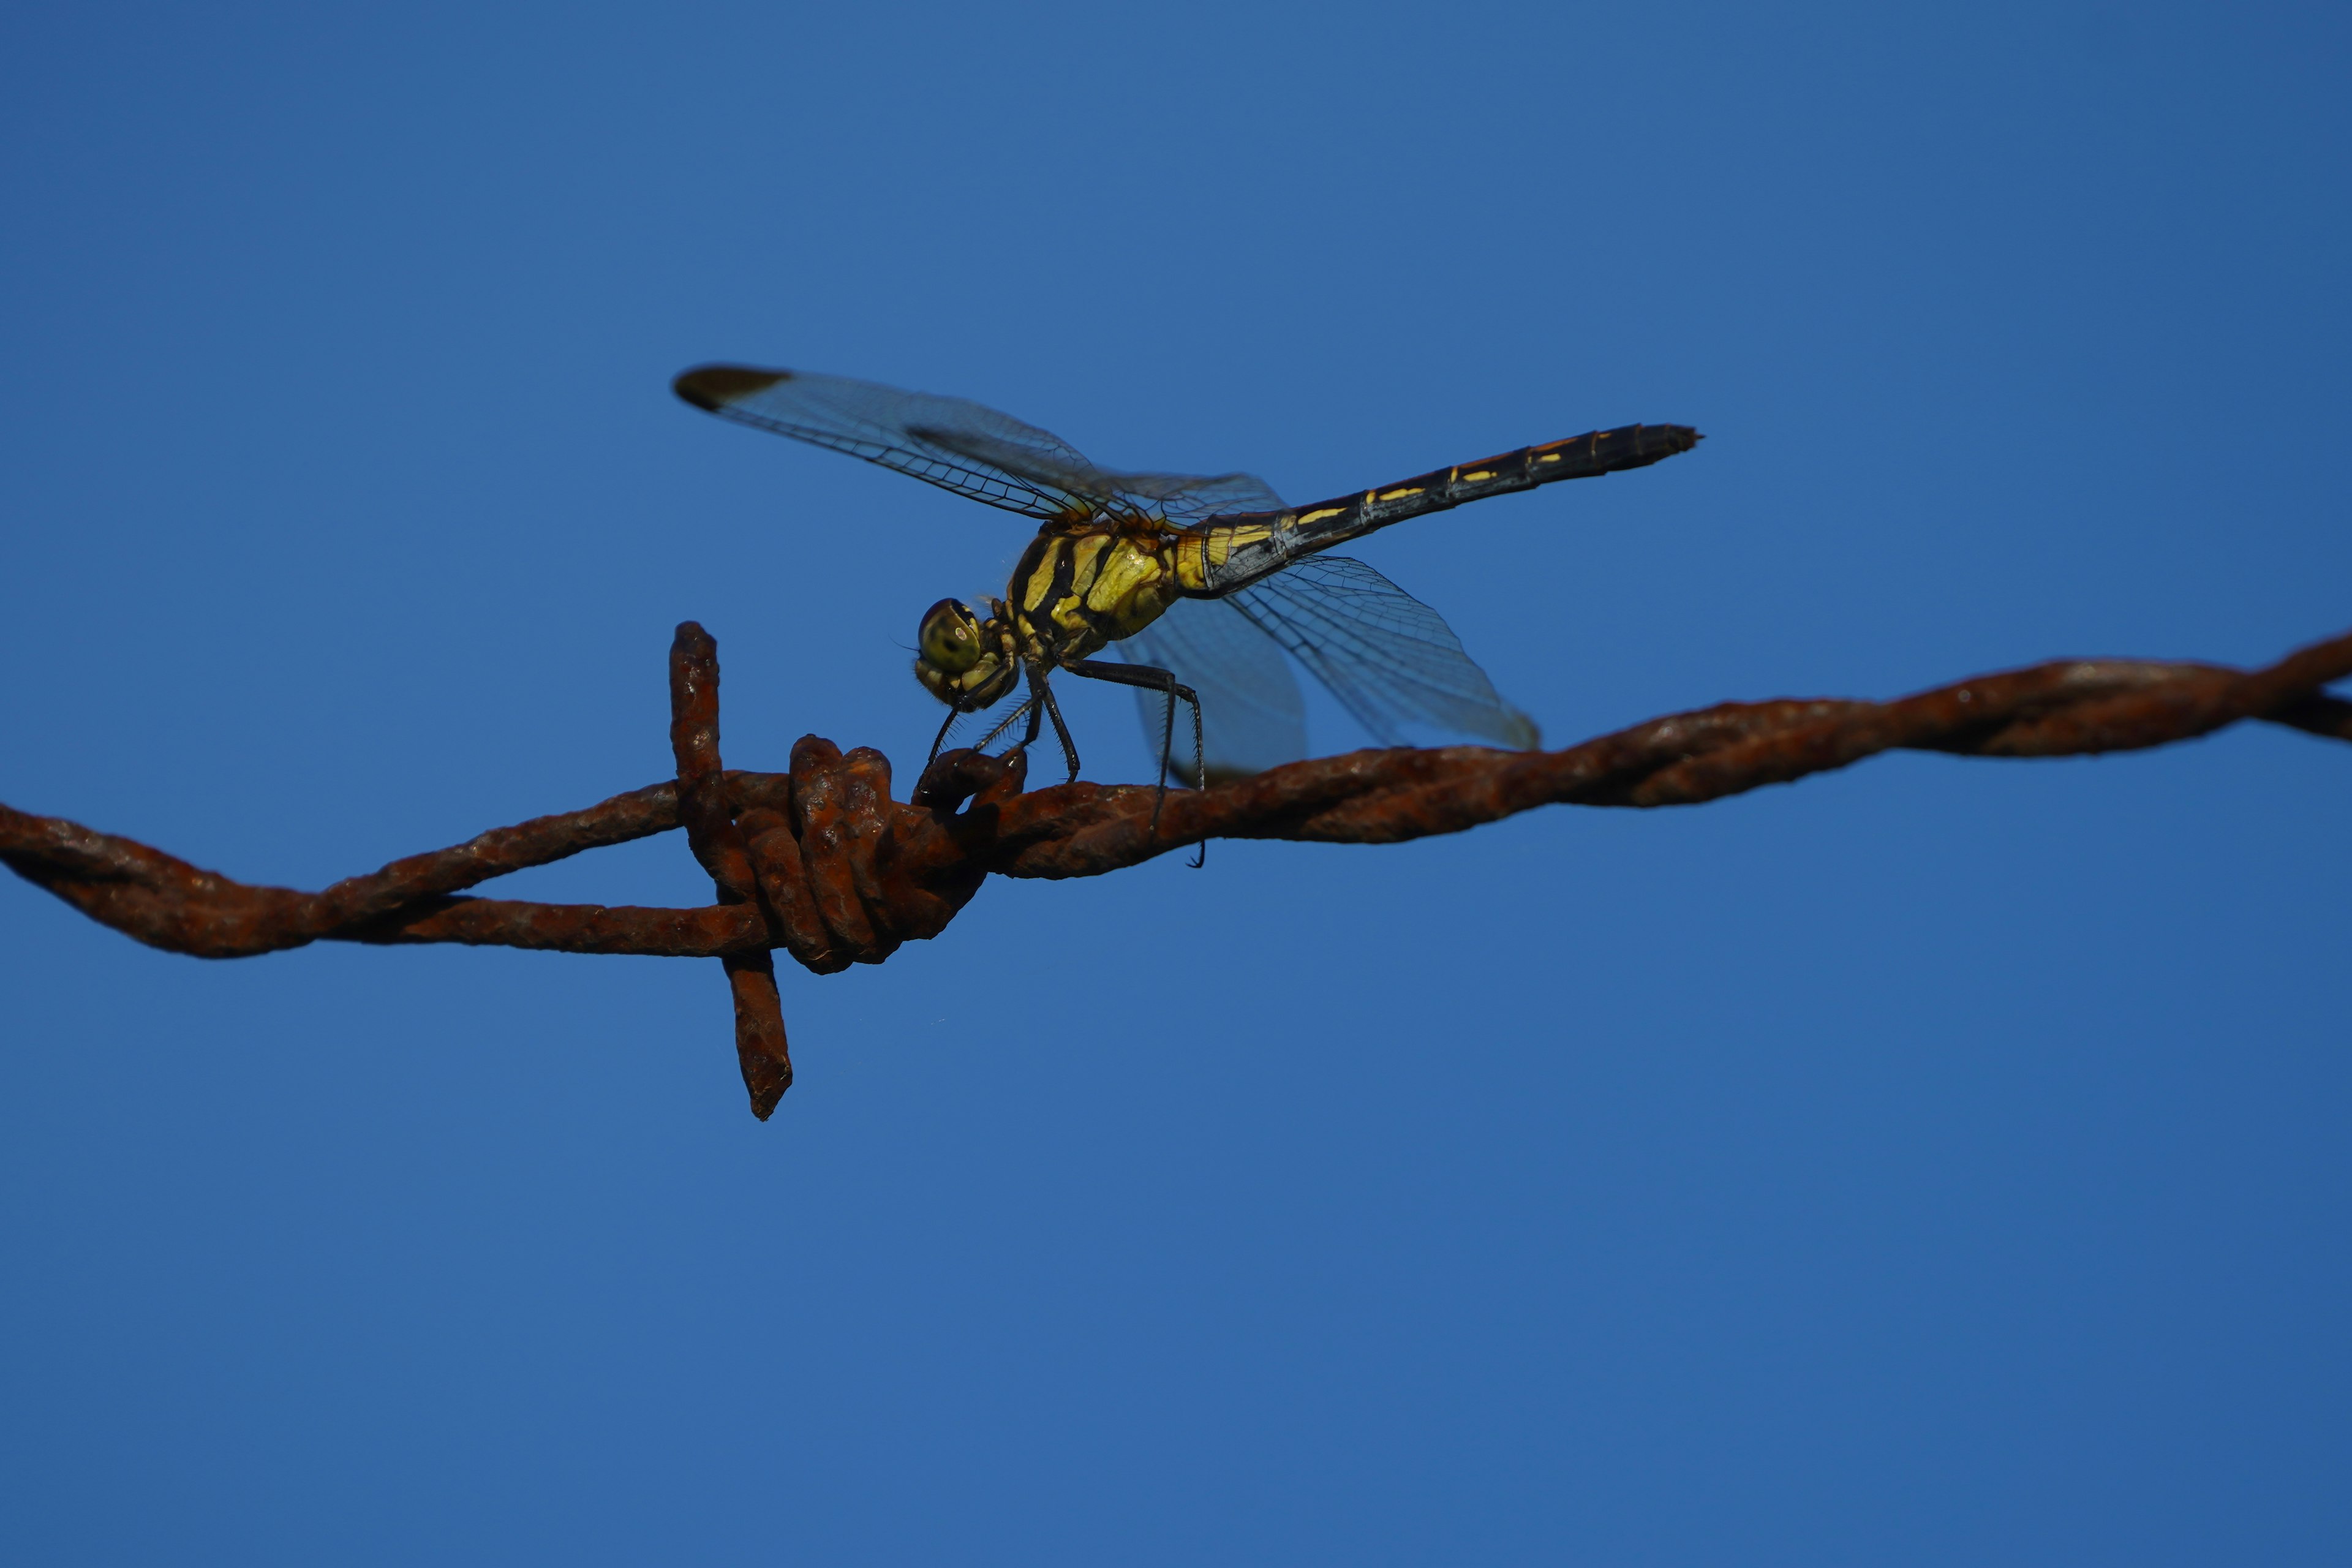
xmin=1005 ymin=522 xmax=1196 ymax=663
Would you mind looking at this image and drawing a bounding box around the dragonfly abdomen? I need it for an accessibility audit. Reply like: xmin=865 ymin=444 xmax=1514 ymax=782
xmin=1185 ymin=421 xmax=1702 ymax=596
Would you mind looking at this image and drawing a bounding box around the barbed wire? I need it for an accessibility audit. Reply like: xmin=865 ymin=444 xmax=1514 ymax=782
xmin=7 ymin=621 xmax=2348 ymax=1118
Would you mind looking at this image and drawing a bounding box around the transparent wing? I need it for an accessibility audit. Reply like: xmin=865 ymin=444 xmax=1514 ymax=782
xmin=676 ymin=364 xmax=1098 ymax=519
xmin=1101 ymin=469 xmax=1287 ymax=526
xmin=1115 ymin=599 xmax=1306 ymax=783
xmin=1224 ymin=556 xmax=1540 ymax=750
xmin=675 ymin=363 xmax=1286 ymax=526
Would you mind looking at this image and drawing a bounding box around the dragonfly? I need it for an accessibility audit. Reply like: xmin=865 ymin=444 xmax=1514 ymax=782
xmin=673 ymin=363 xmax=1700 ymax=843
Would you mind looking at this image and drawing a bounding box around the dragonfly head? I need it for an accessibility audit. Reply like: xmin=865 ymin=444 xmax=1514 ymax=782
xmin=914 ymin=597 xmax=1019 ymax=710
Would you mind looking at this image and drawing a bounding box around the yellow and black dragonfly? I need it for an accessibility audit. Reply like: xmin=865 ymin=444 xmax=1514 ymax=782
xmin=674 ymin=364 xmax=1699 ymax=818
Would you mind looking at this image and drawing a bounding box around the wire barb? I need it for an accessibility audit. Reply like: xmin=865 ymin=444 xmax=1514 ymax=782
xmin=6 ymin=623 xmax=2348 ymax=1118
xmin=669 ymin=620 xmax=793 ymax=1118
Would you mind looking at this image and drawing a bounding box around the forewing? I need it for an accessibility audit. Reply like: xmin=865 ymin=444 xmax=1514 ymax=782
xmin=1101 ymin=469 xmax=1287 ymax=526
xmin=675 ymin=364 xmax=1110 ymax=519
xmin=1224 ymin=556 xmax=1540 ymax=750
xmin=676 ymin=364 xmax=1289 ymax=526
xmin=1115 ymin=599 xmax=1306 ymax=783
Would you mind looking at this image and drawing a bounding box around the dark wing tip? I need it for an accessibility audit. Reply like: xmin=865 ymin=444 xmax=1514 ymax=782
xmin=673 ymin=364 xmax=791 ymax=411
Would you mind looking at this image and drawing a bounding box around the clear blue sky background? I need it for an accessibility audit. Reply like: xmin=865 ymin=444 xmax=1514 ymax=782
xmin=3 ymin=2 xmax=2347 ymax=1561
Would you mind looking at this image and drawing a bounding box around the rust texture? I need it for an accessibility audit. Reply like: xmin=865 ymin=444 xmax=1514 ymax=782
xmin=6 ymin=622 xmax=2348 ymax=1119
xmin=669 ymin=622 xmax=793 ymax=1118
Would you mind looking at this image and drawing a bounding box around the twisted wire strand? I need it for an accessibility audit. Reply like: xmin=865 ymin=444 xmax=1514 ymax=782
xmin=6 ymin=622 xmax=2347 ymax=1118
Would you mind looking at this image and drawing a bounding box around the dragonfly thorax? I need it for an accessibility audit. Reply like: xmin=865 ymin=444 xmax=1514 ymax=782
xmin=1008 ymin=528 xmax=1185 ymax=666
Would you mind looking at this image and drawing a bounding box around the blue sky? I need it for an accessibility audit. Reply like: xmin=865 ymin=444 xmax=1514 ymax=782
xmin=2 ymin=2 xmax=2347 ymax=1561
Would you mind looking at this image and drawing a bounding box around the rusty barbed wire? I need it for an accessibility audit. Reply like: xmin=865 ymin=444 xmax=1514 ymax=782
xmin=6 ymin=620 xmax=2348 ymax=1118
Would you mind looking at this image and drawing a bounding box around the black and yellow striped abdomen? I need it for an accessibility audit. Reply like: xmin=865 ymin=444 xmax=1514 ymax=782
xmin=1003 ymin=422 xmax=1701 ymax=663
xmin=1182 ymin=421 xmax=1701 ymax=596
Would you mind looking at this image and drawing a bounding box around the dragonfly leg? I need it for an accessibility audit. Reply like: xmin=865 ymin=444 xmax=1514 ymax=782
xmin=1064 ymin=658 xmax=1208 ymax=868
xmin=925 ymin=703 xmax=962 ymax=768
xmin=971 ymin=696 xmax=1035 ymax=756
xmin=1035 ymin=674 xmax=1082 ymax=782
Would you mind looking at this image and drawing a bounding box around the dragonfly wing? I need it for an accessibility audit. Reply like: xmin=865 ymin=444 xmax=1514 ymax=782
xmin=1115 ymin=598 xmax=1306 ymax=783
xmin=676 ymin=363 xmax=1118 ymax=520
xmin=1224 ymin=556 xmax=1540 ymax=750
xmin=676 ymin=364 xmax=1291 ymax=527
xmin=1098 ymin=469 xmax=1287 ymax=526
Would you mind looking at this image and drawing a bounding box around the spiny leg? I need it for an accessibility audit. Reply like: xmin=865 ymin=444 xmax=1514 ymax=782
xmin=1182 ymin=685 xmax=1205 ymax=867
xmin=1166 ymin=678 xmax=1207 ymax=869
xmin=925 ymin=703 xmax=963 ymax=768
xmin=984 ymin=668 xmax=1065 ymax=773
xmin=972 ymin=696 xmax=1036 ymax=756
xmin=1021 ymin=680 xmax=1046 ymax=747
xmin=1036 ymin=674 xmax=1081 ymax=782
xmin=1064 ymin=658 xmax=1207 ymax=865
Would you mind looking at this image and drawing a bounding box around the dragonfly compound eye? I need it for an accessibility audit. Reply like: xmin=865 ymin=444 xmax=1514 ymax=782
xmin=914 ymin=598 xmax=1019 ymax=710
xmin=918 ymin=598 xmax=984 ymax=675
